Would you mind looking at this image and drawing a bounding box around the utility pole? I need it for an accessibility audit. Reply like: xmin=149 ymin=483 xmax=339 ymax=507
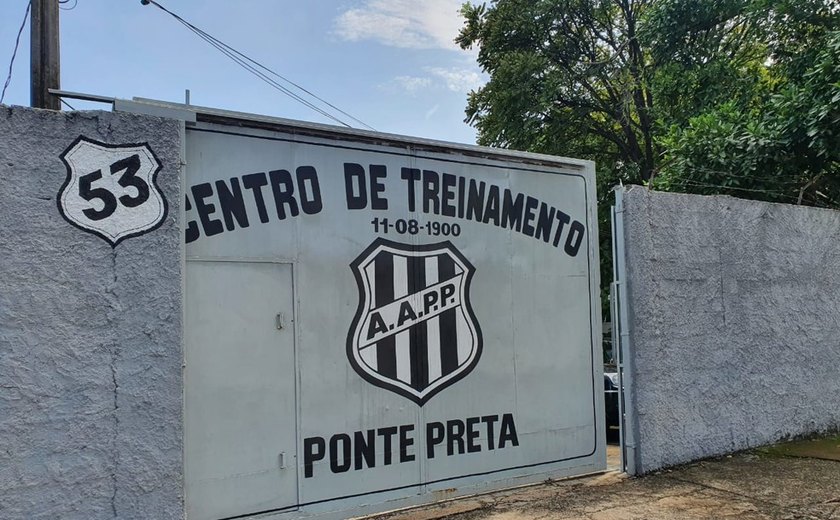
xmin=31 ymin=0 xmax=61 ymax=110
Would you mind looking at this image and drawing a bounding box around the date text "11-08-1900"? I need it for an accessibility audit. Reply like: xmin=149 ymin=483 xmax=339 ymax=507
xmin=370 ymin=218 xmax=461 ymax=237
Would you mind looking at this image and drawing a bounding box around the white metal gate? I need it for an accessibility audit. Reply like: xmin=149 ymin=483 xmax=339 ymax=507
xmin=170 ymin=101 xmax=606 ymax=519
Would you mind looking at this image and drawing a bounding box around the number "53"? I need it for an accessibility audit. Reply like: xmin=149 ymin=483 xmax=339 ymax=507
xmin=79 ymin=154 xmax=150 ymax=220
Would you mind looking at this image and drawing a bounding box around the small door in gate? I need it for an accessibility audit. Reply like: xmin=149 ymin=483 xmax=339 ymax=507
xmin=185 ymin=261 xmax=297 ymax=520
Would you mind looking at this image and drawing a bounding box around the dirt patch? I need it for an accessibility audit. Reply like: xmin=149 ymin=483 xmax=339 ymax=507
xmin=368 ymin=436 xmax=840 ymax=520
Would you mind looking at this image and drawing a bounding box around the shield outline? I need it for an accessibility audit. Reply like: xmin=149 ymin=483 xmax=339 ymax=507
xmin=347 ymin=237 xmax=483 ymax=405
xmin=57 ymin=135 xmax=168 ymax=247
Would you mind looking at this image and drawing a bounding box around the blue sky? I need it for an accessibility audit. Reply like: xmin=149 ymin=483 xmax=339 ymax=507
xmin=0 ymin=0 xmax=484 ymax=144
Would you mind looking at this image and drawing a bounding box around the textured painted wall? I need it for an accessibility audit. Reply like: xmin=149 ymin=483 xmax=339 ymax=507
xmin=621 ymin=186 xmax=840 ymax=474
xmin=0 ymin=107 xmax=183 ymax=519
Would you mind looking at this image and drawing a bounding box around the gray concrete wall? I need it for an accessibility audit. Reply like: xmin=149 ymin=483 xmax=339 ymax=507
xmin=0 ymin=106 xmax=183 ymax=518
xmin=621 ymin=186 xmax=840 ymax=474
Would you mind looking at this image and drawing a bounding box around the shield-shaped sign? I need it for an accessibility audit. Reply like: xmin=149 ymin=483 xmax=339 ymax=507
xmin=58 ymin=136 xmax=167 ymax=247
xmin=347 ymin=238 xmax=483 ymax=405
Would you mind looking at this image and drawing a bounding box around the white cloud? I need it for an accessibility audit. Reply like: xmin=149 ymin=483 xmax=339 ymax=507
xmin=382 ymin=67 xmax=484 ymax=96
xmin=392 ymin=75 xmax=433 ymax=93
xmin=335 ymin=0 xmax=467 ymax=50
xmin=426 ymin=67 xmax=484 ymax=93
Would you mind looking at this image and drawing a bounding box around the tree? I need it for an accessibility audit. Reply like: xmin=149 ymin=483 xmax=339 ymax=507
xmin=457 ymin=0 xmax=663 ymax=314
xmin=457 ymin=0 xmax=840 ymax=320
xmin=457 ymin=0 xmax=656 ymax=181
xmin=652 ymin=2 xmax=840 ymax=207
xmin=458 ymin=0 xmax=839 ymax=196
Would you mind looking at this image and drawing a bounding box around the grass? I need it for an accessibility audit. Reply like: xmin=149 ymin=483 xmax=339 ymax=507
xmin=756 ymin=433 xmax=840 ymax=461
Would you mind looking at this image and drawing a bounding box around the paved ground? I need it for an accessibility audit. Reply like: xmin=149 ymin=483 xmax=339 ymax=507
xmin=372 ymin=436 xmax=840 ymax=520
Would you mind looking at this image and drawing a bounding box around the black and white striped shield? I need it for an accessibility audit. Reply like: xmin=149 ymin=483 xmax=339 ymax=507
xmin=347 ymin=238 xmax=483 ymax=405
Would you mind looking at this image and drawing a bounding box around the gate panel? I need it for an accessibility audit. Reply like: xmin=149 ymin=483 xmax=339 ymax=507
xmin=184 ymin=261 xmax=298 ymax=519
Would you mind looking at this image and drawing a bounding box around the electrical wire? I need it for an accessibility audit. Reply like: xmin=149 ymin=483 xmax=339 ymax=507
xmin=181 ymin=22 xmax=354 ymax=128
xmin=188 ymin=21 xmax=376 ymax=131
xmin=669 ymin=164 xmax=801 ymax=185
xmin=59 ymin=0 xmax=78 ymax=10
xmin=170 ymin=13 xmax=357 ymax=129
xmin=1 ymin=0 xmax=31 ymax=105
xmin=674 ymin=179 xmax=801 ymax=201
xmin=60 ymin=98 xmax=76 ymax=110
xmin=669 ymin=178 xmax=839 ymax=208
xmin=143 ymin=0 xmax=376 ymax=131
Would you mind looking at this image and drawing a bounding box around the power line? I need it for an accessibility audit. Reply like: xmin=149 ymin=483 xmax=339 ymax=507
xmin=184 ymin=18 xmax=376 ymax=131
xmin=178 ymin=21 xmax=352 ymax=128
xmin=59 ymin=0 xmax=78 ymax=11
xmin=1 ymin=0 xmax=31 ymax=105
xmin=142 ymin=0 xmax=376 ymax=131
xmin=152 ymin=2 xmax=358 ymax=129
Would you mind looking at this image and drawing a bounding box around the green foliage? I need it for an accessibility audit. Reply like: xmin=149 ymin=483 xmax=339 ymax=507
xmin=458 ymin=0 xmax=840 ymax=318
xmin=458 ymin=0 xmax=657 ymax=180
xmin=640 ymin=0 xmax=774 ymax=126
xmin=655 ymin=28 xmax=840 ymax=207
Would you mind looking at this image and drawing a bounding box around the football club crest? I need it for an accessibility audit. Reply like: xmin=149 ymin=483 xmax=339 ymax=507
xmin=58 ymin=136 xmax=167 ymax=247
xmin=347 ymin=238 xmax=483 ymax=405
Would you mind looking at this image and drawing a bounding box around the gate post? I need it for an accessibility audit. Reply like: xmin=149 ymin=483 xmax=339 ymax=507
xmin=611 ymin=186 xmax=639 ymax=475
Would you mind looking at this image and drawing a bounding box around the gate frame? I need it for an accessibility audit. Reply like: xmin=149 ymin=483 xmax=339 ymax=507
xmin=611 ymin=186 xmax=639 ymax=475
